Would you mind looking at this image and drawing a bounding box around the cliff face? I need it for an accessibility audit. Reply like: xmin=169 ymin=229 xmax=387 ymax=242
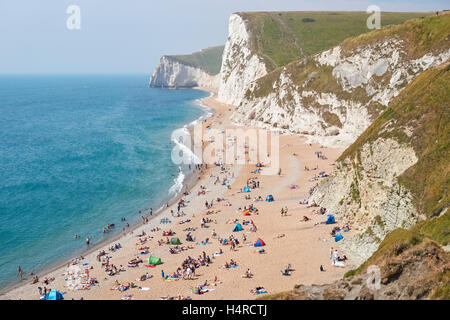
xmin=216 ymin=11 xmax=430 ymax=107
xmin=264 ymin=240 xmax=449 ymax=300
xmin=217 ymin=13 xmax=268 ymax=105
xmin=310 ymin=137 xmax=422 ymax=264
xmin=309 ymin=63 xmax=450 ymax=265
xmin=231 ymin=15 xmax=450 ymax=148
xmin=149 ymin=56 xmax=220 ymax=89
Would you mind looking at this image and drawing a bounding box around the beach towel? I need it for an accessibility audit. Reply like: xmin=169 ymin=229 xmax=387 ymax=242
xmin=333 ymin=260 xmax=345 ymax=268
xmin=138 ymin=287 xmax=150 ymax=291
xmin=255 ymin=291 xmax=267 ymax=295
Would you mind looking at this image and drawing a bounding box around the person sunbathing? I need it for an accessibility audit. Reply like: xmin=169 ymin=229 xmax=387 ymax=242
xmin=243 ymin=269 xmax=253 ymax=278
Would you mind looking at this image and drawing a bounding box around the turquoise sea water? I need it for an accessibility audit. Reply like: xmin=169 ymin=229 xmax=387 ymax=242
xmin=0 ymin=75 xmax=208 ymax=289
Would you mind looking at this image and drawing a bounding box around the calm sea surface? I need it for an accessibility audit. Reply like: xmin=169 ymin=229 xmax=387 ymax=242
xmin=0 ymin=75 xmax=207 ymax=289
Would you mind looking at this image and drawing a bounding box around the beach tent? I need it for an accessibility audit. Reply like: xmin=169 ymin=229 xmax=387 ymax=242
xmin=326 ymin=214 xmax=335 ymax=224
xmin=170 ymin=237 xmax=181 ymax=245
xmin=148 ymin=256 xmax=162 ymax=265
xmin=232 ymin=222 xmax=243 ymax=232
xmin=265 ymin=195 xmax=274 ymax=202
xmin=41 ymin=289 xmax=64 ymax=300
xmin=243 ymin=186 xmax=250 ymax=193
xmin=243 ymin=210 xmax=250 ymax=216
xmin=254 ymin=238 xmax=266 ymax=247
xmin=334 ymin=233 xmax=343 ymax=242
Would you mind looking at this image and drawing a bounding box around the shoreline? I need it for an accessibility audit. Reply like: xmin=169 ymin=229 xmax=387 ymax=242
xmin=0 ymin=88 xmax=216 ymax=296
xmin=2 ymin=91 xmax=352 ymax=300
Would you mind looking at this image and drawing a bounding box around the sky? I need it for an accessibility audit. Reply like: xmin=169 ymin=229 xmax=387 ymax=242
xmin=0 ymin=0 xmax=448 ymax=75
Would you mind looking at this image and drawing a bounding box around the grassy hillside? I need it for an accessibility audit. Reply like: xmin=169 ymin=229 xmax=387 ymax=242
xmin=168 ymin=45 xmax=224 ymax=75
xmin=238 ymin=11 xmax=433 ymax=71
xmin=256 ymin=64 xmax=450 ymax=300
xmin=244 ymin=14 xmax=449 ymax=129
xmin=339 ymin=63 xmax=449 ymax=218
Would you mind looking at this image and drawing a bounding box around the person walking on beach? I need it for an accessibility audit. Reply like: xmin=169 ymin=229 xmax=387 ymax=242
xmin=18 ymin=266 xmax=23 ymax=281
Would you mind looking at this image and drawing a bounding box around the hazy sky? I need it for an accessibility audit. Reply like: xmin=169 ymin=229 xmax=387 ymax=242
xmin=0 ymin=0 xmax=447 ymax=75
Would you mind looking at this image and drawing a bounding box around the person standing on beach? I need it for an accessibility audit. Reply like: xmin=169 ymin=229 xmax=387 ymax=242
xmin=18 ymin=266 xmax=23 ymax=280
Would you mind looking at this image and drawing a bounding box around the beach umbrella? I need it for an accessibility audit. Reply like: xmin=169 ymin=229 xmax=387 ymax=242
xmin=170 ymin=237 xmax=181 ymax=245
xmin=265 ymin=195 xmax=274 ymax=202
xmin=243 ymin=186 xmax=250 ymax=193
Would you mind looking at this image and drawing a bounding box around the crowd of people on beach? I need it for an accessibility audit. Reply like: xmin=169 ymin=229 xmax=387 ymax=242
xmin=14 ymin=129 xmax=356 ymax=301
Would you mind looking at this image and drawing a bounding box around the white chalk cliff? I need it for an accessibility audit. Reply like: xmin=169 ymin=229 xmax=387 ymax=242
xmin=150 ymin=56 xmax=220 ymax=89
xmin=217 ymin=13 xmax=268 ymax=106
xmin=310 ymin=137 xmax=423 ymax=265
xmin=231 ymin=38 xmax=450 ymax=148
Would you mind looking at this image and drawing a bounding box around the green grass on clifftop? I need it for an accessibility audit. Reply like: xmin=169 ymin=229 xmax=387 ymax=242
xmin=168 ymin=45 xmax=224 ymax=75
xmin=238 ymin=11 xmax=432 ymax=71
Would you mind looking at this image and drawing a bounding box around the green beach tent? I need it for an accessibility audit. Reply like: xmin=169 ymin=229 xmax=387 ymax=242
xmin=148 ymin=256 xmax=162 ymax=265
xmin=170 ymin=237 xmax=182 ymax=245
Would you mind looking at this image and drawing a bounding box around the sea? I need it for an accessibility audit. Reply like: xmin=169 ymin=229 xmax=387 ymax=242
xmin=0 ymin=75 xmax=210 ymax=290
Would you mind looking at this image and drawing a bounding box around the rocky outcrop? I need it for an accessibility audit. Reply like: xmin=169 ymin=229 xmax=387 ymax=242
xmin=308 ymin=63 xmax=450 ymax=265
xmin=150 ymin=56 xmax=220 ymax=89
xmin=310 ymin=138 xmax=423 ymax=265
xmin=231 ymin=15 xmax=450 ymax=148
xmin=268 ymin=240 xmax=450 ymax=300
xmin=217 ymin=13 xmax=268 ymax=105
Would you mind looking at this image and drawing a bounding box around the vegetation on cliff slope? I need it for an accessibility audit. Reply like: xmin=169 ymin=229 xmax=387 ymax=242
xmin=244 ymin=14 xmax=449 ymax=131
xmin=168 ymin=45 xmax=224 ymax=75
xmin=256 ymin=63 xmax=450 ymax=300
xmin=339 ymin=63 xmax=449 ymax=218
xmin=238 ymin=11 xmax=432 ymax=71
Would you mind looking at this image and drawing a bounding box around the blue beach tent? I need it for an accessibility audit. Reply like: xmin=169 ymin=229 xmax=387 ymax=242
xmin=232 ymin=222 xmax=243 ymax=232
xmin=326 ymin=214 xmax=335 ymax=224
xmin=334 ymin=233 xmax=343 ymax=242
xmin=265 ymin=195 xmax=274 ymax=202
xmin=243 ymin=186 xmax=250 ymax=193
xmin=41 ymin=289 xmax=64 ymax=300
